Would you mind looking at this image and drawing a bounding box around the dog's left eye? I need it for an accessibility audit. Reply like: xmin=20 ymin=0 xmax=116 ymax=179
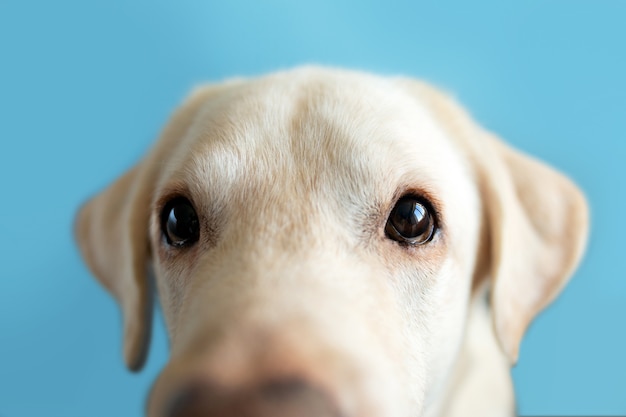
xmin=161 ymin=198 xmax=200 ymax=247
xmin=385 ymin=196 xmax=435 ymax=245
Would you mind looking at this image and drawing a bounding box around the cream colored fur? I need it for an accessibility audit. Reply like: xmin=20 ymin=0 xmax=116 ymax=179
xmin=75 ymin=67 xmax=589 ymax=417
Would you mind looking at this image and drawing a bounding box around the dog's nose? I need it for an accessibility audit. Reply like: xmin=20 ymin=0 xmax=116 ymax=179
xmin=166 ymin=378 xmax=341 ymax=417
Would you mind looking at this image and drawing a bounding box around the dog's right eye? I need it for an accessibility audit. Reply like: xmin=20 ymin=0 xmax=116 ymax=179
xmin=161 ymin=198 xmax=200 ymax=248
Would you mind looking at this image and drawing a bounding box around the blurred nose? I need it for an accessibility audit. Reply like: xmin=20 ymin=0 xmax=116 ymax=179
xmin=166 ymin=378 xmax=341 ymax=417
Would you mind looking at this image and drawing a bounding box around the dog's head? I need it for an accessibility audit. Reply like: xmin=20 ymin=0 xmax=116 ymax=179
xmin=75 ymin=68 xmax=588 ymax=417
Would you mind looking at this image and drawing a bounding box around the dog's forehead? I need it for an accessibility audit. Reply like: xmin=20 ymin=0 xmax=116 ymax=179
xmin=160 ymin=69 xmax=476 ymax=233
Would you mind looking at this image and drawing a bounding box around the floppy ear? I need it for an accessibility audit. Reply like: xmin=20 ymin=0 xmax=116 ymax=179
xmin=75 ymin=85 xmax=229 ymax=371
xmin=75 ymin=163 xmax=153 ymax=371
xmin=477 ymin=132 xmax=589 ymax=363
xmin=402 ymin=80 xmax=589 ymax=363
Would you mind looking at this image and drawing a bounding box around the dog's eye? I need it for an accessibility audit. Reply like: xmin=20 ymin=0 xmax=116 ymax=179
xmin=161 ymin=198 xmax=200 ymax=247
xmin=385 ymin=196 xmax=435 ymax=245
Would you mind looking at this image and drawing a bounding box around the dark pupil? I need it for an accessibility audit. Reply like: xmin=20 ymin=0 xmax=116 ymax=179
xmin=167 ymin=203 xmax=198 ymax=243
xmin=391 ymin=198 xmax=429 ymax=238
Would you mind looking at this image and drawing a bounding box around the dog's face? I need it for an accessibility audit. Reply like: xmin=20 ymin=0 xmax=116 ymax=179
xmin=75 ymin=68 xmax=588 ymax=417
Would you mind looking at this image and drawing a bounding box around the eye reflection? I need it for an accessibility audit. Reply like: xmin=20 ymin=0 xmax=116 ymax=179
xmin=385 ymin=196 xmax=435 ymax=245
xmin=161 ymin=198 xmax=200 ymax=247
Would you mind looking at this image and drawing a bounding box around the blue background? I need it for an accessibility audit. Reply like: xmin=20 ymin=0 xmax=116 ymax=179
xmin=1 ymin=1 xmax=624 ymax=416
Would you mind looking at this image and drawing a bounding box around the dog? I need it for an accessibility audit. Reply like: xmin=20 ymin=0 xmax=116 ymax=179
xmin=75 ymin=67 xmax=589 ymax=417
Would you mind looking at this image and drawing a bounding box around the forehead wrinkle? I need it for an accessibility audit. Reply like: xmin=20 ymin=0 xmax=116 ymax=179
xmin=152 ymin=90 xmax=250 ymax=197
xmin=284 ymin=79 xmax=467 ymax=208
xmin=285 ymin=80 xmax=408 ymax=194
xmin=159 ymin=86 xmax=293 ymax=202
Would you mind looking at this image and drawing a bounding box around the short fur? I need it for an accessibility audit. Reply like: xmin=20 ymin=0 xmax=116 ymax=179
xmin=75 ymin=67 xmax=589 ymax=417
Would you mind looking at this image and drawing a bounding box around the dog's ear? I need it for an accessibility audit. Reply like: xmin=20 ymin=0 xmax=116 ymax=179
xmin=401 ymin=80 xmax=589 ymax=363
xmin=75 ymin=163 xmax=153 ymax=372
xmin=74 ymin=84 xmax=229 ymax=371
xmin=475 ymin=132 xmax=589 ymax=363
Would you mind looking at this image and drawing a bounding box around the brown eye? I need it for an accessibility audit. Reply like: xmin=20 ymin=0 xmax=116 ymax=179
xmin=161 ymin=198 xmax=200 ymax=247
xmin=385 ymin=196 xmax=435 ymax=245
